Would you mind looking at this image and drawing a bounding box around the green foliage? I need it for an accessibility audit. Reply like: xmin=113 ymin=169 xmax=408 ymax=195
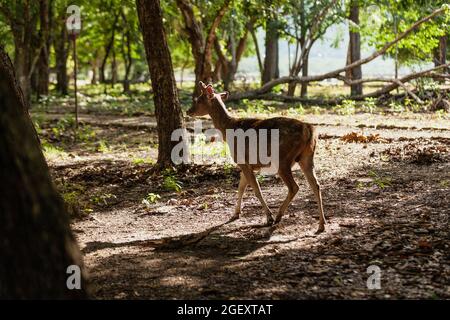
xmin=360 ymin=97 xmax=377 ymax=114
xmin=240 ymin=99 xmax=275 ymax=115
xmin=132 ymin=157 xmax=156 ymax=165
xmin=162 ymin=169 xmax=182 ymax=193
xmin=287 ymin=104 xmax=306 ymax=116
xmin=91 ymin=193 xmax=117 ymax=206
xmin=368 ymin=170 xmax=392 ymax=189
xmin=143 ymin=192 xmax=161 ymax=205
xmin=361 ymin=0 xmax=449 ymax=65
xmin=333 ymin=100 xmax=356 ymax=115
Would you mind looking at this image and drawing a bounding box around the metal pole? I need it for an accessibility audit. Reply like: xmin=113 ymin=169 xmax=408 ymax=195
xmin=73 ymin=34 xmax=78 ymax=130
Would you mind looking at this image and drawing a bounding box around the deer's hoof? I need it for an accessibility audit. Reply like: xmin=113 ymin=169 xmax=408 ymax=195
xmin=315 ymin=225 xmax=325 ymax=234
xmin=265 ymin=216 xmax=274 ymax=226
xmin=228 ymin=214 xmax=239 ymax=223
xmin=274 ymin=214 xmax=282 ymax=225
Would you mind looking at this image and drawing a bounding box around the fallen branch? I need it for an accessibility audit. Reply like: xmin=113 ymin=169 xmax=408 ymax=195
xmin=228 ymin=6 xmax=448 ymax=101
xmin=230 ymin=63 xmax=449 ymax=104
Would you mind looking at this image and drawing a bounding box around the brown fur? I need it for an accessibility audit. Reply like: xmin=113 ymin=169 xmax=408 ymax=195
xmin=188 ymin=82 xmax=326 ymax=232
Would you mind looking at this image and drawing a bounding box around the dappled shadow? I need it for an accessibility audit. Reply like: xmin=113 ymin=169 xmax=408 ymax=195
xmin=83 ymin=151 xmax=449 ymax=299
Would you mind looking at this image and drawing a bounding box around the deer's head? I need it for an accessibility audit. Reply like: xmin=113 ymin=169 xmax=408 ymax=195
xmin=187 ymin=81 xmax=229 ymax=117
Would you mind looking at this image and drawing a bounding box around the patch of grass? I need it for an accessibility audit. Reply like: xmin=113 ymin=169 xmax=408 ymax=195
xmin=42 ymin=140 xmax=67 ymax=158
xmin=91 ymin=193 xmax=117 ymax=206
xmin=287 ymin=104 xmax=306 ymax=116
xmin=333 ymin=100 xmax=356 ymax=115
xmin=96 ymin=140 xmax=110 ymax=153
xmin=76 ymin=125 xmax=96 ymax=142
xmin=143 ymin=192 xmax=161 ymax=206
xmin=162 ymin=169 xmax=182 ymax=192
xmin=239 ymin=99 xmax=275 ymax=116
xmin=360 ymin=97 xmax=377 ymax=113
xmin=368 ymin=170 xmax=392 ymax=189
xmin=132 ymin=157 xmax=156 ymax=165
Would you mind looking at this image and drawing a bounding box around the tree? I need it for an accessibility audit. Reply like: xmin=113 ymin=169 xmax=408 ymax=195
xmin=136 ymin=0 xmax=185 ymax=166
xmin=0 ymin=1 xmax=42 ymax=104
xmin=362 ymin=0 xmax=449 ymax=68
xmin=176 ymin=0 xmax=230 ymax=96
xmin=262 ymin=18 xmax=280 ymax=85
xmin=282 ymin=0 xmax=344 ymax=96
xmin=213 ymin=6 xmax=255 ymax=91
xmin=53 ymin=1 xmax=70 ymax=95
xmin=36 ymin=0 xmax=51 ymax=98
xmin=0 ymin=46 xmax=88 ymax=299
xmin=348 ymin=0 xmax=363 ymax=96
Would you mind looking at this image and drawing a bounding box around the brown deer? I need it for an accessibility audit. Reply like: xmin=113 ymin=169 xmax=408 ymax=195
xmin=187 ymin=81 xmax=326 ymax=233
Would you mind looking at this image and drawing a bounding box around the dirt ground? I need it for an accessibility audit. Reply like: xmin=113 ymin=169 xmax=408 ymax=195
xmin=41 ymin=109 xmax=450 ymax=299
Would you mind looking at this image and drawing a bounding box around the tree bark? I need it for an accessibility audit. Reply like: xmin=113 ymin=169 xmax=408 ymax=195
xmin=137 ymin=0 xmax=185 ymax=166
xmin=0 ymin=46 xmax=88 ymax=299
xmin=250 ymin=25 xmax=263 ymax=76
xmin=37 ymin=0 xmax=50 ymax=97
xmin=348 ymin=1 xmax=363 ymax=96
xmin=262 ymin=19 xmax=279 ymax=85
xmin=434 ymin=35 xmax=447 ymax=68
xmin=300 ymin=52 xmax=309 ymax=97
xmin=54 ymin=12 xmax=69 ymax=95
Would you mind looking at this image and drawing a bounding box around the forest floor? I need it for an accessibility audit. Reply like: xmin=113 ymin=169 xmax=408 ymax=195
xmin=33 ymin=87 xmax=450 ymax=299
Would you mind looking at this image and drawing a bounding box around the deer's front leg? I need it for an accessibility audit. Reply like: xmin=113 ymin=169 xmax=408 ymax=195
xmin=231 ymin=172 xmax=247 ymax=221
xmin=239 ymin=165 xmax=274 ymax=226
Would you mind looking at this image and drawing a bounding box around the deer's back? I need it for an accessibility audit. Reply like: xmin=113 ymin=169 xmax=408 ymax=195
xmin=228 ymin=117 xmax=316 ymax=169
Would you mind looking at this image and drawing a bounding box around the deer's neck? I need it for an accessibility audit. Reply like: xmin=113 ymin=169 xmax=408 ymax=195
xmin=209 ymin=98 xmax=233 ymax=134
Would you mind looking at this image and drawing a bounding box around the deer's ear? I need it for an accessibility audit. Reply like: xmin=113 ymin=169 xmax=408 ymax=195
xmin=206 ymin=84 xmax=214 ymax=95
xmin=199 ymin=81 xmax=207 ymax=89
xmin=219 ymin=91 xmax=229 ymax=101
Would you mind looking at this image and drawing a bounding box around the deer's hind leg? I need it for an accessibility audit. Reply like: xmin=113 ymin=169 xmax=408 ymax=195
xmin=299 ymin=153 xmax=326 ymax=233
xmin=231 ymin=172 xmax=247 ymax=221
xmin=274 ymin=164 xmax=299 ymax=224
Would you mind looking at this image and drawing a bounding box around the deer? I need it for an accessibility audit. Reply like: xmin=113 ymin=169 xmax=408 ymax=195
xmin=187 ymin=81 xmax=326 ymax=233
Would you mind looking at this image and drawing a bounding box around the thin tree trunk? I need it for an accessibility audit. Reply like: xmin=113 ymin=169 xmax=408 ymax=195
xmin=262 ymin=19 xmax=279 ymax=85
xmin=55 ymin=15 xmax=69 ymax=95
xmin=0 ymin=46 xmax=88 ymax=299
xmin=176 ymin=0 xmax=230 ymax=97
xmin=37 ymin=0 xmax=50 ymax=97
xmin=300 ymin=52 xmax=309 ymax=97
xmin=137 ymin=0 xmax=185 ymax=166
xmin=100 ymin=13 xmax=119 ymax=84
xmin=111 ymin=48 xmax=117 ymax=86
xmin=250 ymin=26 xmax=263 ymax=77
xmin=349 ymin=1 xmax=362 ymax=96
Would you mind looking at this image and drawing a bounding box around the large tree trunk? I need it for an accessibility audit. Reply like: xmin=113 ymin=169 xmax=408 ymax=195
xmin=262 ymin=19 xmax=279 ymax=85
xmin=0 ymin=46 xmax=88 ymax=299
xmin=137 ymin=0 xmax=185 ymax=166
xmin=348 ymin=1 xmax=363 ymax=96
xmin=37 ymin=0 xmax=50 ymax=97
